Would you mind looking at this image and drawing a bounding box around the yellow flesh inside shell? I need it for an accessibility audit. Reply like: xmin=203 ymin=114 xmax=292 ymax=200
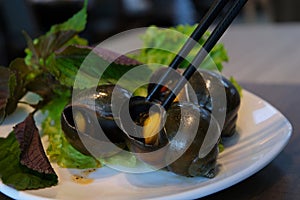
xmin=74 ymin=111 xmax=86 ymax=133
xmin=142 ymin=112 xmax=161 ymax=145
xmin=174 ymin=85 xmax=189 ymax=102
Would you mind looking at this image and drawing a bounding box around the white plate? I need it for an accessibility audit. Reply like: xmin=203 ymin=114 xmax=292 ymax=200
xmin=0 ymin=90 xmax=292 ymax=200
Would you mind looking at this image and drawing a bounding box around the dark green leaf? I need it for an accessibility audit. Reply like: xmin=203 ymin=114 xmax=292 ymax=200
xmin=0 ymin=67 xmax=12 ymax=122
xmin=3 ymin=172 xmax=57 ymax=190
xmin=0 ymin=59 xmax=32 ymax=121
xmin=5 ymin=58 xmax=33 ymax=115
xmin=0 ymin=126 xmax=58 ymax=190
xmin=47 ymin=45 xmax=144 ymax=90
xmin=47 ymin=0 xmax=88 ymax=34
xmin=26 ymin=72 xmax=70 ymax=109
xmin=24 ymin=0 xmax=88 ymax=69
xmin=14 ymin=113 xmax=57 ymax=175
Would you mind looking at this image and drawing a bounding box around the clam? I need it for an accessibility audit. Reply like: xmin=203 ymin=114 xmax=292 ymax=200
xmin=61 ymin=84 xmax=131 ymax=157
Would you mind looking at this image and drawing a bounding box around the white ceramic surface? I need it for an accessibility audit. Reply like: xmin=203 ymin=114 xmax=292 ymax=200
xmin=0 ymin=90 xmax=292 ymax=200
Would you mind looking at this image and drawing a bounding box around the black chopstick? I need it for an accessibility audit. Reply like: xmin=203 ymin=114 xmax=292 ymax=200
xmin=161 ymin=0 xmax=248 ymax=109
xmin=146 ymin=0 xmax=228 ymax=102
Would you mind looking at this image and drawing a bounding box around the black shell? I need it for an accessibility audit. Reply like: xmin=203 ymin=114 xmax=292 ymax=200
xmin=61 ymin=84 xmax=131 ymax=157
xmin=164 ymin=102 xmax=219 ymax=178
xmin=119 ymin=96 xmax=169 ymax=168
xmin=120 ymin=96 xmax=219 ymax=177
xmin=189 ymin=70 xmax=240 ymax=137
xmin=148 ymin=68 xmax=241 ymax=137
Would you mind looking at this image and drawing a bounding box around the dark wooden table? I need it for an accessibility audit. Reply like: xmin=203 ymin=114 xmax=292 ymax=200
xmin=1 ymin=24 xmax=300 ymax=199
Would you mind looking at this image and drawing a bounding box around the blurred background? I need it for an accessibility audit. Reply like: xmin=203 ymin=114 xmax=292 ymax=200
xmin=0 ymin=0 xmax=299 ymax=66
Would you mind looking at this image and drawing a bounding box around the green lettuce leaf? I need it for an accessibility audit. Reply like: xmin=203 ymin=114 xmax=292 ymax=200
xmin=129 ymin=25 xmax=229 ymax=71
xmin=100 ymin=151 xmax=137 ymax=168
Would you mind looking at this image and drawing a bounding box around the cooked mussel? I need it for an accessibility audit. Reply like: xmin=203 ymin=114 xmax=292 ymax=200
xmin=61 ymin=84 xmax=131 ymax=157
xmin=165 ymin=102 xmax=219 ymax=178
xmin=119 ymin=96 xmax=169 ymax=168
xmin=190 ymin=70 xmax=240 ymax=137
xmin=148 ymin=68 xmax=240 ymax=137
xmin=120 ymin=97 xmax=220 ymax=178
